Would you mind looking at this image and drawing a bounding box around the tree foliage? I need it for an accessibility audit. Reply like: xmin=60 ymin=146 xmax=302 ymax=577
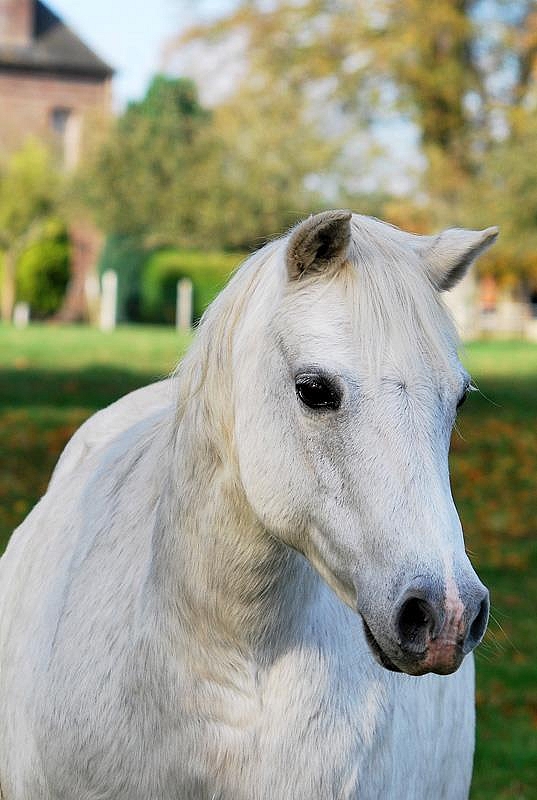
xmin=177 ymin=1 xmax=537 ymax=233
xmin=16 ymin=219 xmax=70 ymax=318
xmin=80 ymin=2 xmax=537 ymax=281
xmin=81 ymin=73 xmax=330 ymax=251
xmin=80 ymin=76 xmax=211 ymax=243
xmin=0 ymin=139 xmax=62 ymax=321
xmin=463 ymin=111 xmax=537 ymax=284
xmin=0 ymin=139 xmax=60 ymax=246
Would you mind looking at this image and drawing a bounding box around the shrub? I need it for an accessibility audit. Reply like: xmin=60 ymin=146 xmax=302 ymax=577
xmin=16 ymin=220 xmax=70 ymax=318
xmin=98 ymin=235 xmax=148 ymax=322
xmin=140 ymin=249 xmax=244 ymax=324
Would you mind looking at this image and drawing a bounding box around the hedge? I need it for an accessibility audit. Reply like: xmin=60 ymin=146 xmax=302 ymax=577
xmin=97 ymin=235 xmax=148 ymax=322
xmin=16 ymin=219 xmax=70 ymax=318
xmin=140 ymin=249 xmax=244 ymax=324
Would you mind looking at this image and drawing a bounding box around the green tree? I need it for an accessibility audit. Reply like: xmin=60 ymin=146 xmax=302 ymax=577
xmin=81 ymin=72 xmax=330 ymax=250
xmin=0 ymin=139 xmax=62 ymax=321
xmin=189 ymin=86 xmax=334 ymax=249
xmin=80 ymin=75 xmax=213 ymax=245
xmin=16 ymin=219 xmax=71 ymax=318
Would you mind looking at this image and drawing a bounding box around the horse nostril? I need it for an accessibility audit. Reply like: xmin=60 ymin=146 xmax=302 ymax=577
xmin=396 ymin=597 xmax=438 ymax=653
xmin=464 ymin=591 xmax=489 ymax=653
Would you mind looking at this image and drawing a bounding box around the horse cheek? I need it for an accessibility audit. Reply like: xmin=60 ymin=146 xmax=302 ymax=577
xmin=233 ymin=390 xmax=311 ymax=546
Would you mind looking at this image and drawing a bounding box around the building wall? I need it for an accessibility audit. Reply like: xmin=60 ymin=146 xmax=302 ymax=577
xmin=0 ymin=69 xmax=112 ymax=164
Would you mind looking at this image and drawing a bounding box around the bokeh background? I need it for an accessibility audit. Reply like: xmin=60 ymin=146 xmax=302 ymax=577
xmin=0 ymin=1 xmax=536 ymax=797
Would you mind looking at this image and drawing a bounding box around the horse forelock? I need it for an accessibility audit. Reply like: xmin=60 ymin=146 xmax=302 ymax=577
xmin=345 ymin=215 xmax=459 ymax=377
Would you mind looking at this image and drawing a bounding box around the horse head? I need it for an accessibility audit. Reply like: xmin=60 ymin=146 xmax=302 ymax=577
xmin=229 ymin=210 xmax=496 ymax=677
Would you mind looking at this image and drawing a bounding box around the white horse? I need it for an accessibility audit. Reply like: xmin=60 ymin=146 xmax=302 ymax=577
xmin=0 ymin=211 xmax=497 ymax=800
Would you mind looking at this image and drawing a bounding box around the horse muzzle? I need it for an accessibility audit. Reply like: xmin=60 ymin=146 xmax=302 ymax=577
xmin=362 ymin=576 xmax=490 ymax=676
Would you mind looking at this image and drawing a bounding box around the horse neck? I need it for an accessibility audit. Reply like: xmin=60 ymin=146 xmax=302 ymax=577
xmin=144 ymin=405 xmax=321 ymax=667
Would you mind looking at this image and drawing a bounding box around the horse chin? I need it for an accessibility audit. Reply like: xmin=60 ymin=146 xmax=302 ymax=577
xmin=361 ymin=619 xmax=402 ymax=673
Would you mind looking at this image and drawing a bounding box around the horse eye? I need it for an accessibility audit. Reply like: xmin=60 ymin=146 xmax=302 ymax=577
xmin=295 ymin=375 xmax=341 ymax=410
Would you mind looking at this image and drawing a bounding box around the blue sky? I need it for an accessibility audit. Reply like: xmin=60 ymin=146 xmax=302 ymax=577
xmin=47 ymin=1 xmax=232 ymax=108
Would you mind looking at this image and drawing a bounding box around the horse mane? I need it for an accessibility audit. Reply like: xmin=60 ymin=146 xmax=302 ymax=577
xmin=172 ymin=239 xmax=284 ymax=460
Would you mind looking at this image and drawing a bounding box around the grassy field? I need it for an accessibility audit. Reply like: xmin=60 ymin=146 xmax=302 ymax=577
xmin=452 ymin=341 xmax=537 ymax=800
xmin=0 ymin=325 xmax=536 ymax=798
xmin=0 ymin=324 xmax=191 ymax=548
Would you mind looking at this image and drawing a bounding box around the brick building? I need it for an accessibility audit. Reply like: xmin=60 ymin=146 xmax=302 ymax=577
xmin=0 ymin=0 xmax=113 ymax=164
xmin=0 ymin=0 xmax=114 ymax=319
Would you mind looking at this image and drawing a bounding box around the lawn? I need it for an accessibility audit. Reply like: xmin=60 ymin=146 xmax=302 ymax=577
xmin=452 ymin=340 xmax=537 ymax=800
xmin=0 ymin=324 xmax=191 ymax=551
xmin=0 ymin=326 xmax=535 ymax=798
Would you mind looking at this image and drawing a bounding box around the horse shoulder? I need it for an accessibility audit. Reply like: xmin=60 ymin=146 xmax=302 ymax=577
xmin=0 ymin=379 xmax=175 ymax=645
xmin=0 ymin=389 xmax=177 ymax=793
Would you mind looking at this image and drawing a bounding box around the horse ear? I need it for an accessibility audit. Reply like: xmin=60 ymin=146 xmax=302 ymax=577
xmin=421 ymin=226 xmax=499 ymax=292
xmin=286 ymin=210 xmax=352 ymax=280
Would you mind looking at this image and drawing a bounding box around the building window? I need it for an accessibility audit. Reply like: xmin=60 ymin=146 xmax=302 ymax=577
xmin=49 ymin=107 xmax=81 ymax=169
xmin=50 ymin=107 xmax=71 ymax=136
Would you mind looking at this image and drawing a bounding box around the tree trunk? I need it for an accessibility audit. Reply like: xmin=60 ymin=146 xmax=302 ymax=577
xmin=55 ymin=219 xmax=103 ymax=323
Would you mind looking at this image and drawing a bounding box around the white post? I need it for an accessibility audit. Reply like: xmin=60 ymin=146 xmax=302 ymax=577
xmin=100 ymin=270 xmax=117 ymax=332
xmin=176 ymin=278 xmax=193 ymax=331
xmin=13 ymin=302 xmax=30 ymax=328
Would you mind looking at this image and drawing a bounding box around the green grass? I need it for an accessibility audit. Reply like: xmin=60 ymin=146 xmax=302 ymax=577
xmin=453 ymin=341 xmax=537 ymax=800
xmin=0 ymin=324 xmax=191 ymax=549
xmin=0 ymin=322 xmax=191 ymax=373
xmin=0 ymin=327 xmax=535 ymax=797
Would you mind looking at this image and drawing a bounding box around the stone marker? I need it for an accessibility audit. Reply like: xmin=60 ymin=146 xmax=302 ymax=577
xmin=176 ymin=278 xmax=193 ymax=331
xmin=100 ymin=270 xmax=117 ymax=332
xmin=13 ymin=302 xmax=30 ymax=329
